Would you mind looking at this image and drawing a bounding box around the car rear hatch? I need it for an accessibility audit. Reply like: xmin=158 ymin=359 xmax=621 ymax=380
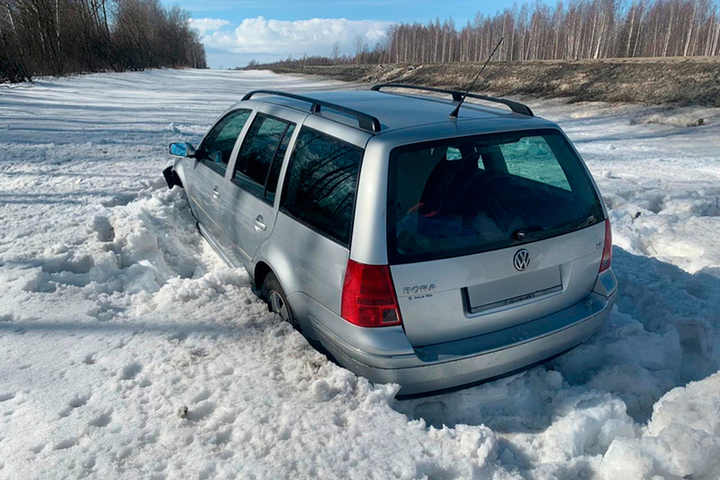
xmin=386 ymin=128 xmax=607 ymax=347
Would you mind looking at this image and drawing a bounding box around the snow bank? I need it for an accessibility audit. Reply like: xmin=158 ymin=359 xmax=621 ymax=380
xmin=601 ymin=373 xmax=720 ymax=480
xmin=1 ymin=70 xmax=719 ymax=479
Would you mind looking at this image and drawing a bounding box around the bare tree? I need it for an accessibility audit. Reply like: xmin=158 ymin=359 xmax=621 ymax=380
xmin=1 ymin=0 xmax=206 ymax=82
xmin=245 ymin=0 xmax=719 ymax=73
xmin=354 ymin=35 xmax=363 ymax=63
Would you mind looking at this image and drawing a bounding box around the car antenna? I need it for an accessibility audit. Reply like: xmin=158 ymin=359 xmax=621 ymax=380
xmin=449 ymin=37 xmax=504 ymax=119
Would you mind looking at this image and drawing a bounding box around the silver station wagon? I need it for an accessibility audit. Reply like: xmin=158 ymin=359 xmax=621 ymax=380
xmin=164 ymin=85 xmax=617 ymax=395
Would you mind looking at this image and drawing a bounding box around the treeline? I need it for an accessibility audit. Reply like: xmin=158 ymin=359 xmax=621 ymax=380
xmin=0 ymin=0 xmax=206 ymax=83
xmin=257 ymin=0 xmax=720 ymax=68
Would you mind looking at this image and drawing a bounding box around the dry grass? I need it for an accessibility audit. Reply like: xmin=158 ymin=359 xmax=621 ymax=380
xmin=253 ymin=57 xmax=720 ymax=106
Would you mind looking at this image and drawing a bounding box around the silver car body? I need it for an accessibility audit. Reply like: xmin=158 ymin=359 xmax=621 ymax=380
xmin=168 ymin=89 xmax=617 ymax=395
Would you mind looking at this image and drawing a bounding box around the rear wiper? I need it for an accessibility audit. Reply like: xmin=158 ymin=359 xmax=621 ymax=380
xmin=513 ymin=225 xmax=544 ymax=241
xmin=574 ymin=215 xmax=598 ymax=229
xmin=513 ymin=215 xmax=597 ymax=241
xmin=551 ymin=215 xmax=598 ymax=234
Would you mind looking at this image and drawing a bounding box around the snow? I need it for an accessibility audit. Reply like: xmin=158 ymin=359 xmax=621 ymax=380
xmin=1 ymin=69 xmax=719 ymax=480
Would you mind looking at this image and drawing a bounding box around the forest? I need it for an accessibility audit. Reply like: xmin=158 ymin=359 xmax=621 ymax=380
xmin=260 ymin=0 xmax=720 ymax=67
xmin=0 ymin=0 xmax=206 ymax=83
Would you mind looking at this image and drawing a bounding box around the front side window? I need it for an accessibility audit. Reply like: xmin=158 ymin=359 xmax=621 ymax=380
xmin=233 ymin=114 xmax=295 ymax=200
xmin=281 ymin=128 xmax=363 ymax=246
xmin=388 ymin=129 xmax=604 ymax=264
xmin=198 ymin=109 xmax=251 ymax=176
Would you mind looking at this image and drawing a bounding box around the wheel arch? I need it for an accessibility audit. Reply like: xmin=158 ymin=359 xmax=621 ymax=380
xmin=253 ymin=245 xmax=299 ymax=296
xmin=253 ymin=261 xmax=273 ymax=291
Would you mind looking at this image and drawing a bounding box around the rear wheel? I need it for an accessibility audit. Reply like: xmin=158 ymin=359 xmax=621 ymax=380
xmin=261 ymin=272 xmax=299 ymax=330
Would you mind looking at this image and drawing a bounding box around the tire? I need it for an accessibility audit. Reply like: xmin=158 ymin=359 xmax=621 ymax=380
xmin=261 ymin=272 xmax=300 ymax=330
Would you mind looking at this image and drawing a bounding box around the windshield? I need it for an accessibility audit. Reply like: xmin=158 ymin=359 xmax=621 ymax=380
xmin=387 ymin=129 xmax=604 ymax=264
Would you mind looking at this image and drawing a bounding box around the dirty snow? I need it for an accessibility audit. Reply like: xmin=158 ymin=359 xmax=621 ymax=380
xmin=0 ymin=69 xmax=719 ymax=480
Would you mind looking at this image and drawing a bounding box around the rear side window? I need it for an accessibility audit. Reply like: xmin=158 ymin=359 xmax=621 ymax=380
xmin=233 ymin=114 xmax=295 ymax=201
xmin=199 ymin=109 xmax=251 ymax=176
xmin=281 ymin=127 xmax=363 ymax=246
xmin=388 ymin=129 xmax=604 ymax=264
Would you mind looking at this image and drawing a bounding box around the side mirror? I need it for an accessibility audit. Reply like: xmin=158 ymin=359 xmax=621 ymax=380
xmin=169 ymin=142 xmax=196 ymax=158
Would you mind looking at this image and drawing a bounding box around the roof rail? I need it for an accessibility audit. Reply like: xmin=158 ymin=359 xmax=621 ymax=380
xmin=370 ymin=84 xmax=534 ymax=117
xmin=241 ymin=90 xmax=382 ymax=133
xmin=371 ymin=84 xmax=464 ymax=101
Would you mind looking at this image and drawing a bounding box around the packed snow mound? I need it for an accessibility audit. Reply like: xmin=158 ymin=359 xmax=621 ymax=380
xmin=0 ymin=70 xmax=719 ymax=479
xmin=600 ymin=373 xmax=720 ymax=480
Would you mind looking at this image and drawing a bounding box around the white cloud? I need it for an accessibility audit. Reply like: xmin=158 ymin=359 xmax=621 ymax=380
xmin=189 ymin=18 xmax=232 ymax=36
xmin=197 ymin=16 xmax=392 ymax=60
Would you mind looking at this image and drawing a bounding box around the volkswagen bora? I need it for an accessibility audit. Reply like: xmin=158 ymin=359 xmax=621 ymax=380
xmin=163 ymin=85 xmax=617 ymax=395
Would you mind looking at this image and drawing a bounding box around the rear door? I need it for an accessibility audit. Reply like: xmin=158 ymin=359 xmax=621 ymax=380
xmin=386 ymin=129 xmax=607 ymax=346
xmin=218 ymin=107 xmax=302 ymax=265
xmin=271 ymin=123 xmax=367 ymax=311
xmin=186 ymin=109 xmax=251 ymax=247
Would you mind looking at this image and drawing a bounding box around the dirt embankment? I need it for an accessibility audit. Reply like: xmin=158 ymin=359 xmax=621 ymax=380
xmin=251 ymin=57 xmax=720 ymax=106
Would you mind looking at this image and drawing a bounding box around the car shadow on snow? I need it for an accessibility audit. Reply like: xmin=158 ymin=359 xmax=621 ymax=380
xmin=393 ymin=247 xmax=720 ymax=432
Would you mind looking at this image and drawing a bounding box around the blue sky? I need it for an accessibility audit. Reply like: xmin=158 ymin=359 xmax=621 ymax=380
xmin=169 ymin=0 xmax=519 ymax=25
xmin=163 ymin=0 xmax=526 ymax=69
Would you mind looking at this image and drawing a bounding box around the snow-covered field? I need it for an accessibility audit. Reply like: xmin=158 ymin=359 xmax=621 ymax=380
xmin=1 ymin=69 xmax=719 ymax=480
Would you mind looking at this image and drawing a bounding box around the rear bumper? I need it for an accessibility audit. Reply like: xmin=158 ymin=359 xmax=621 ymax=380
xmin=312 ymin=287 xmax=616 ymax=396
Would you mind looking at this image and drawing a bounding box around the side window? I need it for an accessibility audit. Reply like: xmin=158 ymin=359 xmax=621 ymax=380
xmin=233 ymin=114 xmax=295 ymax=201
xmin=265 ymin=124 xmax=295 ymax=203
xmin=499 ymin=136 xmax=571 ymax=190
xmin=281 ymin=128 xmax=363 ymax=246
xmin=198 ymin=109 xmax=251 ymax=176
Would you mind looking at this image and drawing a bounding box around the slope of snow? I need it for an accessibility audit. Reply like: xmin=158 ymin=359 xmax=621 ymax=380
xmin=0 ymin=69 xmax=719 ymax=480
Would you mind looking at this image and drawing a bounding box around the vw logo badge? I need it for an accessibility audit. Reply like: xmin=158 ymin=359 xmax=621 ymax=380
xmin=513 ymin=249 xmax=530 ymax=271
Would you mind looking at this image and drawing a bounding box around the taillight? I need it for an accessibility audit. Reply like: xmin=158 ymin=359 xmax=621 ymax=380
xmin=341 ymin=260 xmax=402 ymax=327
xmin=599 ymin=219 xmax=612 ymax=272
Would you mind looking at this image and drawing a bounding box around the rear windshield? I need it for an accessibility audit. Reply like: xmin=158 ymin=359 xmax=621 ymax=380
xmin=387 ymin=129 xmax=604 ymax=264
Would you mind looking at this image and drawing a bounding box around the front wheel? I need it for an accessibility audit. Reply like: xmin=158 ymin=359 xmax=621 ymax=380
xmin=261 ymin=272 xmax=300 ymax=330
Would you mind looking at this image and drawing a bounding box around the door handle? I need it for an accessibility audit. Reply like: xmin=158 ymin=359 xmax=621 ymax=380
xmin=254 ymin=215 xmax=267 ymax=232
xmin=212 ymin=186 xmax=220 ymax=199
